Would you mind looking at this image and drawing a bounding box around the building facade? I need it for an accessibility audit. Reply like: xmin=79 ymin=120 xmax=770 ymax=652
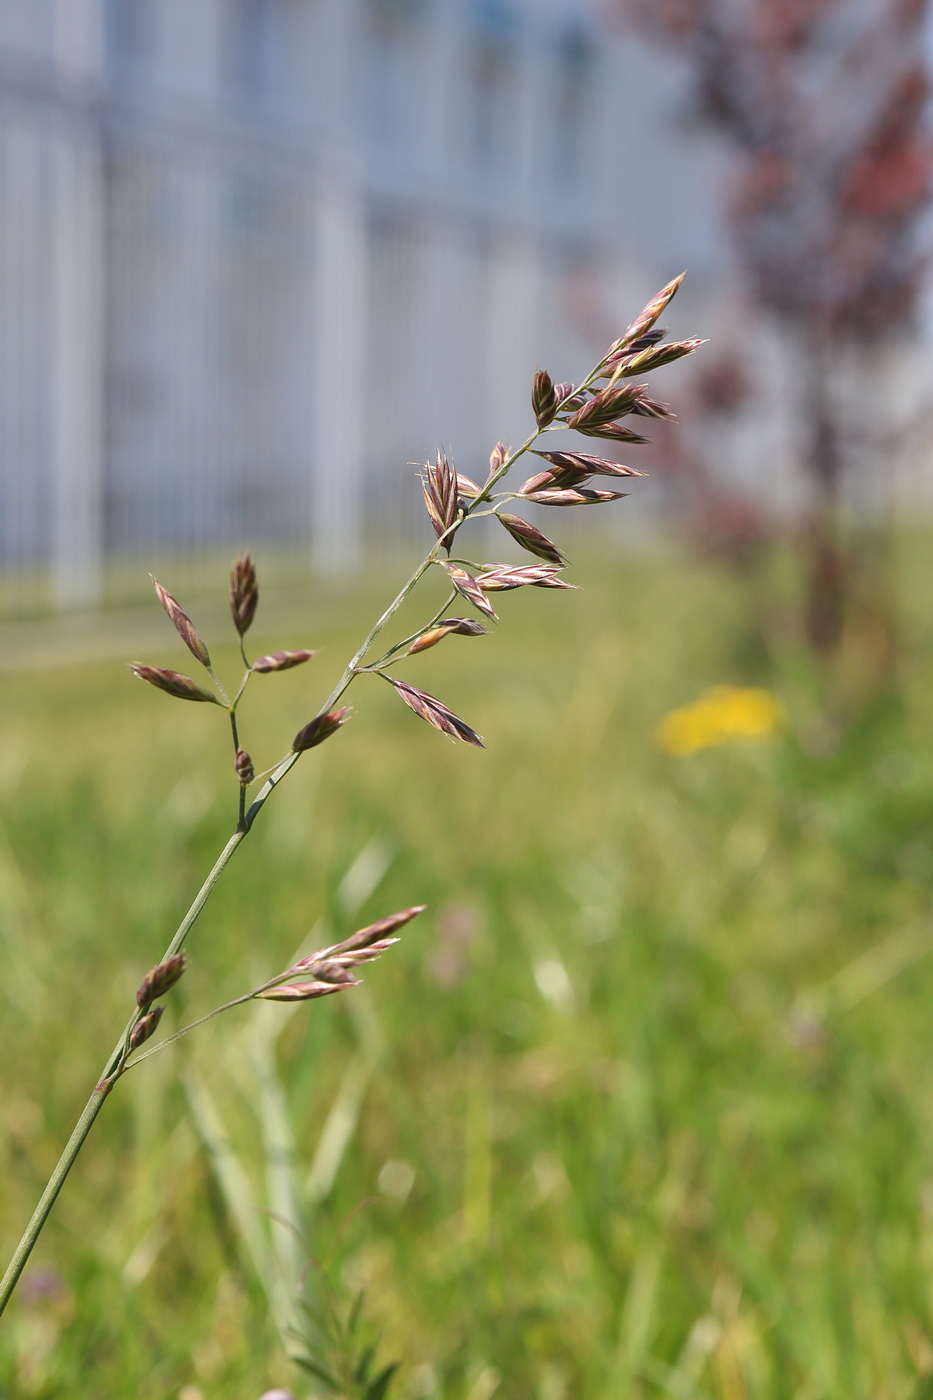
xmin=0 ymin=0 xmax=725 ymax=606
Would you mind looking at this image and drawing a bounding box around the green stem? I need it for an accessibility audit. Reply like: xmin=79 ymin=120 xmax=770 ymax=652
xmin=0 ymin=1086 xmax=112 ymax=1317
xmin=367 ymin=589 xmax=459 ymax=669
xmin=0 ymin=828 xmax=245 ymax=1316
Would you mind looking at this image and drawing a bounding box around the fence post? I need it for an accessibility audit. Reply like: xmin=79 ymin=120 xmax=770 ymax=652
xmin=50 ymin=0 xmax=106 ymax=609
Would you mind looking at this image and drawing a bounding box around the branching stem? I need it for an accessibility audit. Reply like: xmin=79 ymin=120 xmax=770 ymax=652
xmin=0 ymin=343 xmax=613 ymax=1318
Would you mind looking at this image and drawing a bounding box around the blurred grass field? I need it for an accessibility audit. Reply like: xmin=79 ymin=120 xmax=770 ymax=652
xmin=3 ymin=543 xmax=933 ymax=1399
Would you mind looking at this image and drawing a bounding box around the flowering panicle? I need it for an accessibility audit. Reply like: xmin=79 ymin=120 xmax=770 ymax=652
xmin=258 ymin=907 xmax=426 ymax=1002
xmin=394 ymin=274 xmax=699 ymax=752
xmin=0 ymin=278 xmax=703 ymax=1320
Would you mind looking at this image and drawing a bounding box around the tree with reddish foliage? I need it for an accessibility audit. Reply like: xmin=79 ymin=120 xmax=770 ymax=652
xmin=627 ymin=0 xmax=933 ymax=652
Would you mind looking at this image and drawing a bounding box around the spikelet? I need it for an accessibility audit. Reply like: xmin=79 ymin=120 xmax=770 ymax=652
xmin=151 ymin=578 xmax=211 ymax=669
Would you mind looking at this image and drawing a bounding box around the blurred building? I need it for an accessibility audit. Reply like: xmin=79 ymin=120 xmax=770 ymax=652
xmin=0 ymin=0 xmax=724 ymax=606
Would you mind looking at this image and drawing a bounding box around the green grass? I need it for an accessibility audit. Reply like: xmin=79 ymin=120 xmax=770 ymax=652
xmin=3 ymin=544 xmax=933 ymax=1399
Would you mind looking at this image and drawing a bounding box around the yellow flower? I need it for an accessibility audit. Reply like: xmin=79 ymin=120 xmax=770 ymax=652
xmin=657 ymin=686 xmax=785 ymax=757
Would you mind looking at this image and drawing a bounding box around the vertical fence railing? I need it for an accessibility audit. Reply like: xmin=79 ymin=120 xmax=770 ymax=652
xmin=0 ymin=4 xmax=608 ymax=620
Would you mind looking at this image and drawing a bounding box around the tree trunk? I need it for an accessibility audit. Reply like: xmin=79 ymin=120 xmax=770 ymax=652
xmin=803 ymin=348 xmax=846 ymax=655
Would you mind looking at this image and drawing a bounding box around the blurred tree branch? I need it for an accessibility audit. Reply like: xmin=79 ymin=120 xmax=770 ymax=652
xmin=626 ymin=0 xmax=933 ymax=653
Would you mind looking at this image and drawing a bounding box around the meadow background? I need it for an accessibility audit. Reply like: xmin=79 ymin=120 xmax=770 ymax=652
xmin=2 ymin=541 xmax=933 ymax=1399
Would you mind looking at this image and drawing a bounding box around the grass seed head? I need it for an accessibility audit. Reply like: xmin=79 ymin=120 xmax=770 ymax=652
xmin=489 ymin=441 xmax=509 ymax=476
xmin=630 ymin=394 xmax=673 ymax=420
xmin=600 ymin=333 xmax=668 ymax=381
xmin=128 ymin=664 xmax=221 ymax=704
xmin=448 ymin=617 xmax=488 ymax=636
xmin=519 ymin=467 xmax=589 ymax=494
xmin=151 ymin=577 xmax=211 ymax=669
xmin=388 ymin=678 xmax=485 ymax=747
xmin=423 ymin=451 xmax=458 ymax=546
xmin=553 ymin=382 xmax=583 ymax=412
xmin=136 ymin=953 xmax=187 ymax=1009
xmin=444 ymin=563 xmax=498 ymax=620
xmin=533 ymin=450 xmax=647 ymax=480
xmin=567 ymin=382 xmax=645 ymax=431
xmin=252 ymin=649 xmax=318 ymax=673
xmin=532 ymin=369 xmax=558 ymax=427
xmin=615 ymin=271 xmax=686 ymax=350
xmin=609 ymin=337 xmax=705 ymax=382
xmin=409 ymin=618 xmax=487 ymax=654
xmin=129 ymin=1005 xmax=164 ymax=1050
xmin=230 ymin=554 xmax=258 ymax=636
xmin=292 ymin=707 xmax=351 ymax=753
xmin=259 ymin=979 xmax=355 ymax=1003
xmin=234 ymin=749 xmax=255 ymax=785
xmin=292 ymin=959 xmax=359 ymax=985
xmin=522 ymin=487 xmax=626 ymax=507
xmin=314 ymin=905 xmax=427 ymax=959
xmin=477 ymin=564 xmax=576 ymax=591
xmin=496 ymin=513 xmax=567 ymax=565
xmin=572 ymin=421 xmax=650 ymax=443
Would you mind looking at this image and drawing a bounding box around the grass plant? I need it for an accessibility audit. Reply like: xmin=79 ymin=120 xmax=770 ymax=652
xmin=0 ymin=276 xmax=696 ymax=1320
xmin=0 ymin=282 xmax=736 ymax=1396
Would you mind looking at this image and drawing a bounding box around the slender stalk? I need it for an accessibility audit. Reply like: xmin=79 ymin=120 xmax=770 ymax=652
xmin=0 ymin=828 xmax=244 ymax=1314
xmin=364 ymin=589 xmax=458 ymax=670
xmin=0 ymin=1088 xmax=112 ymax=1316
xmin=125 ymin=991 xmax=262 ymax=1066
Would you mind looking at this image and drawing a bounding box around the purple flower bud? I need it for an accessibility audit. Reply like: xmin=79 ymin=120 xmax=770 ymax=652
xmin=128 ymin=664 xmax=221 ymax=705
xmin=129 ymin=1005 xmax=164 ymax=1050
xmin=532 ymin=369 xmax=558 ymax=427
xmin=252 ymin=649 xmax=318 ymax=673
xmin=230 ymin=554 xmax=259 ymax=635
xmin=136 ymin=953 xmax=187 ymax=1008
xmin=292 ymin=707 xmax=351 ymax=753
xmin=151 ymin=577 xmax=211 ymax=669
